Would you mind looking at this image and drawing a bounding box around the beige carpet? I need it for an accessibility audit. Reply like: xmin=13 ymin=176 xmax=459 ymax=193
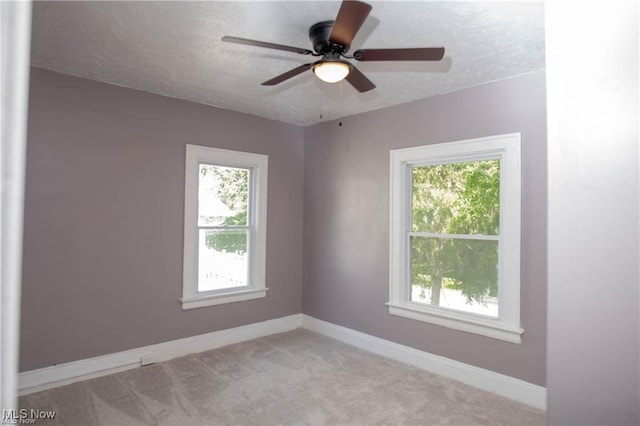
xmin=20 ymin=329 xmax=545 ymax=425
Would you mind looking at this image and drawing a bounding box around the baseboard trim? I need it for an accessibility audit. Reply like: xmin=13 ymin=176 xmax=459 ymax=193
xmin=19 ymin=312 xmax=546 ymax=410
xmin=19 ymin=313 xmax=302 ymax=395
xmin=301 ymin=314 xmax=546 ymax=410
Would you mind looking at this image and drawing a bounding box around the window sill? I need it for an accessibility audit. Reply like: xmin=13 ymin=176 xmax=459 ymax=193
xmin=386 ymin=302 xmax=523 ymax=344
xmin=181 ymin=287 xmax=268 ymax=310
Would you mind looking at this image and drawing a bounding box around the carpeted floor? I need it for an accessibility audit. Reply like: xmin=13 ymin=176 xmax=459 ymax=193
xmin=19 ymin=329 xmax=545 ymax=425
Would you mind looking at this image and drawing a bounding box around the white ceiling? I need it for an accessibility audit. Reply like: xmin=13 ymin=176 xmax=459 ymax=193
xmin=30 ymin=1 xmax=545 ymax=126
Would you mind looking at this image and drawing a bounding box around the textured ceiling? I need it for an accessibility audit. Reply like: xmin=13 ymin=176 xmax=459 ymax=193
xmin=30 ymin=1 xmax=545 ymax=126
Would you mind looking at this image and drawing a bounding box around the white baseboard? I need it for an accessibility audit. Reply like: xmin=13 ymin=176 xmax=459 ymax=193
xmin=19 ymin=314 xmax=302 ymax=395
xmin=19 ymin=312 xmax=545 ymax=411
xmin=301 ymin=314 xmax=546 ymax=410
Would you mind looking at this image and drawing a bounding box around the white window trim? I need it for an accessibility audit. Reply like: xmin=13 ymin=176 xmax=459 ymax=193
xmin=181 ymin=144 xmax=268 ymax=310
xmin=388 ymin=133 xmax=523 ymax=343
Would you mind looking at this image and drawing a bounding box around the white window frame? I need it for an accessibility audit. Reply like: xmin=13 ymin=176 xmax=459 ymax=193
xmin=181 ymin=144 xmax=268 ymax=310
xmin=388 ymin=133 xmax=523 ymax=343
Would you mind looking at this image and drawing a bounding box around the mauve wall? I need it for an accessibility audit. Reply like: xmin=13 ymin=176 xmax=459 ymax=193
xmin=303 ymin=71 xmax=547 ymax=386
xmin=20 ymin=68 xmax=304 ymax=371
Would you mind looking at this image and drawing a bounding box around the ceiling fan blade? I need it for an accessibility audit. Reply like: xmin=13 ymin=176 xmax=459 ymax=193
xmin=345 ymin=65 xmax=376 ymax=93
xmin=262 ymin=64 xmax=313 ymax=86
xmin=329 ymin=0 xmax=372 ymax=48
xmin=222 ymin=36 xmax=313 ymax=55
xmin=353 ymin=47 xmax=445 ymax=61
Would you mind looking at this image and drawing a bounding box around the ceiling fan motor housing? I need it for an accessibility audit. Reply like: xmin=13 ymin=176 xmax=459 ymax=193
xmin=309 ymin=21 xmax=347 ymax=54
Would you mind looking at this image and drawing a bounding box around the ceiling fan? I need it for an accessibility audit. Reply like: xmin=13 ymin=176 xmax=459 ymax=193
xmin=221 ymin=0 xmax=445 ymax=93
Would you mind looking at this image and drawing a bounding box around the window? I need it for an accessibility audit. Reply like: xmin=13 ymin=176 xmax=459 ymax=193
xmin=182 ymin=144 xmax=268 ymax=310
xmin=389 ymin=134 xmax=522 ymax=343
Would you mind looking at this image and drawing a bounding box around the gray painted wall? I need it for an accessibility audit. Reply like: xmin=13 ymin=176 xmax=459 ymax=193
xmin=303 ymin=70 xmax=547 ymax=386
xmin=546 ymin=1 xmax=639 ymax=424
xmin=20 ymin=68 xmax=304 ymax=371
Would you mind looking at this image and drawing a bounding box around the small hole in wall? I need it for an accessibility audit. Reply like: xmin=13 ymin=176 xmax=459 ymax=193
xmin=339 ymin=121 xmax=343 ymax=127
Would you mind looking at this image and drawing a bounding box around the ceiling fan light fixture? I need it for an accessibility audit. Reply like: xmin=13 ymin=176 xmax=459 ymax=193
xmin=313 ymin=61 xmax=351 ymax=83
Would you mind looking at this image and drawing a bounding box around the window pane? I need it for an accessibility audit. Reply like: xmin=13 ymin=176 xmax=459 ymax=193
xmin=198 ymin=229 xmax=248 ymax=292
xmin=410 ymin=236 xmax=499 ymax=317
xmin=198 ymin=164 xmax=249 ymax=226
xmin=411 ymin=160 xmax=500 ymax=235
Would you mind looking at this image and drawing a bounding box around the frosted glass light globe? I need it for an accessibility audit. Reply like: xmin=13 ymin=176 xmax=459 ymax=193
xmin=313 ymin=61 xmax=351 ymax=83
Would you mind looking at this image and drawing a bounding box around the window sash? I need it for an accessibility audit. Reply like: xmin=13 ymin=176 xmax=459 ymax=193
xmin=198 ymin=225 xmax=250 ymax=230
xmin=197 ymin=228 xmax=251 ymax=293
xmin=406 ymin=234 xmax=501 ymax=318
xmin=197 ymin=163 xmax=251 ymax=227
xmin=407 ymin=158 xmax=501 ymax=237
xmin=408 ymin=232 xmax=500 ymax=241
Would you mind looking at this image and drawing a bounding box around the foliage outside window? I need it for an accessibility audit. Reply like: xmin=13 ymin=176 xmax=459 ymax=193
xmin=389 ymin=134 xmax=522 ymax=343
xmin=410 ymin=160 xmax=500 ymax=316
xmin=182 ymin=145 xmax=268 ymax=310
xmin=198 ymin=165 xmax=249 ymax=291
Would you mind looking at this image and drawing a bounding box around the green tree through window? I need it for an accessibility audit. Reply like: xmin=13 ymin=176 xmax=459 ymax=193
xmin=410 ymin=160 xmax=500 ymax=311
xmin=199 ymin=165 xmax=249 ymax=255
